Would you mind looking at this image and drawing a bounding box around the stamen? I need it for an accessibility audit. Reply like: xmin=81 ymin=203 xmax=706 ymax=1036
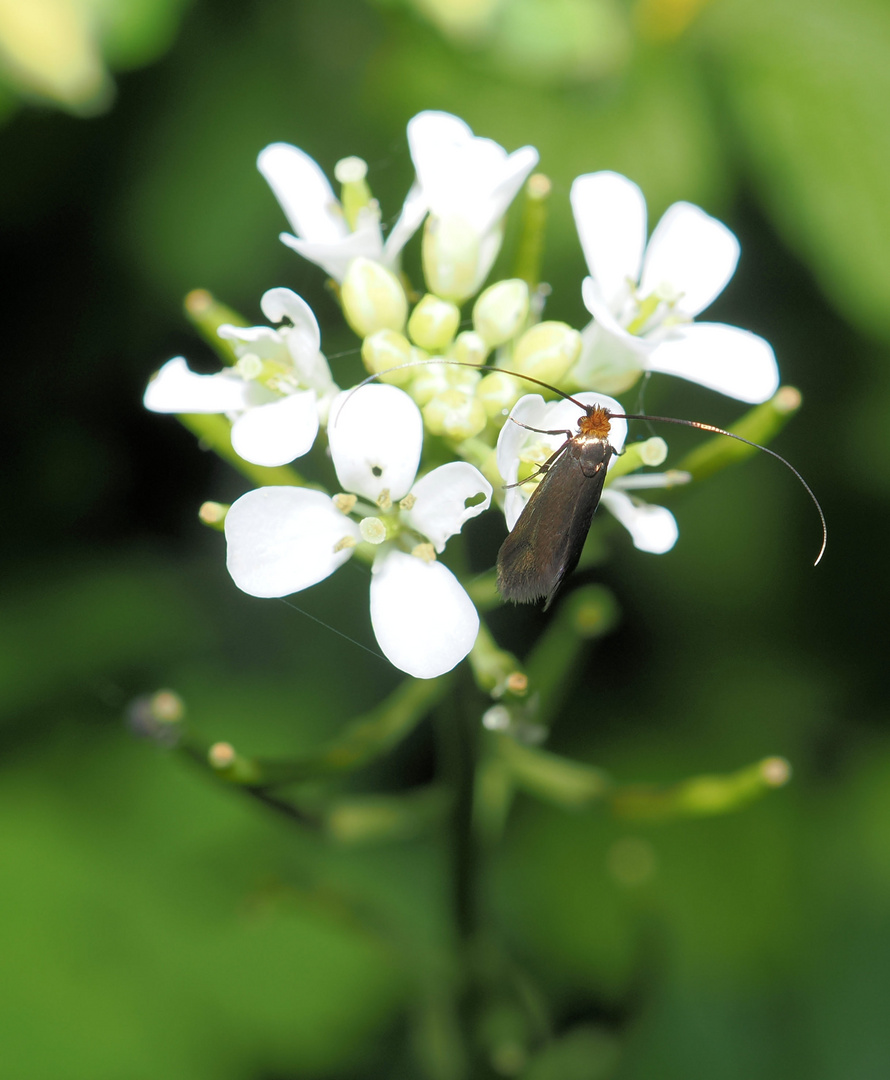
xmin=333 ymin=493 xmax=358 ymax=514
xmin=411 ymin=543 xmax=436 ymax=563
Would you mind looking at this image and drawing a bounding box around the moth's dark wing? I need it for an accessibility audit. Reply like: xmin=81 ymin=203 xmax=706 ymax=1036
xmin=497 ymin=439 xmax=611 ymax=609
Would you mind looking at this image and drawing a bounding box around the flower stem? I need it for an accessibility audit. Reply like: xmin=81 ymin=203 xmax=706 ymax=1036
xmin=676 ymin=386 xmax=802 ymax=482
xmin=184 ymin=288 xmax=248 ymax=365
xmin=610 ymin=756 xmax=792 ymax=821
xmin=184 ymin=674 xmax=455 ymax=787
xmin=178 ymin=412 xmax=306 ymax=487
xmin=514 ymin=174 xmax=552 ymax=294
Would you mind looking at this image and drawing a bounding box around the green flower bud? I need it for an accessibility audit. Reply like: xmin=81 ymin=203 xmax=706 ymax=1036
xmin=423 ymin=389 xmax=487 ymax=441
xmin=411 ymin=364 xmax=451 ymax=406
xmin=407 ymin=294 xmax=460 ymax=351
xmin=513 ymin=321 xmax=582 ymax=384
xmin=361 ymin=329 xmax=416 ymax=386
xmin=411 ymin=361 xmax=478 ymax=404
xmin=449 ymin=330 xmax=489 ymax=367
xmin=473 ymin=279 xmax=530 ymax=348
xmin=422 ymin=216 xmax=481 ymax=303
xmin=476 ymin=371 xmax=524 ymax=419
xmin=341 ymin=257 xmax=408 ymax=338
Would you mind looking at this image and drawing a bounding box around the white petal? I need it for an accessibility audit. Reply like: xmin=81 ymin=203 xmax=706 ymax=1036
xmin=217 ymin=324 xmax=287 ymax=363
xmin=369 ymin=549 xmax=479 ymax=678
xmin=600 ymin=489 xmax=678 ymax=554
xmin=382 ymin=180 xmax=428 ymax=265
xmin=496 ymin=394 xmax=551 ymax=486
xmin=645 ymin=322 xmax=779 ymax=403
xmin=257 ymin=143 xmax=347 ymax=243
xmin=572 ymin=320 xmax=648 ymax=397
xmin=328 ymin=384 xmax=423 ymax=502
xmin=474 ymin=144 xmax=539 ymax=233
xmin=640 ymin=202 xmax=739 ymax=317
xmin=260 ymin=288 xmax=321 ymax=354
xmin=571 ymin=172 xmax=647 ymax=309
xmin=225 ymin=487 xmax=359 ymax=597
xmin=143 ymin=357 xmax=251 ymax=414
xmin=404 ymin=462 xmax=493 ymax=553
xmin=407 ymin=112 xmax=475 ymax=209
xmin=230 ymin=391 xmax=319 ymax=466
xmin=278 ymin=216 xmax=384 ymax=282
xmin=408 ymin=110 xmax=537 ymax=231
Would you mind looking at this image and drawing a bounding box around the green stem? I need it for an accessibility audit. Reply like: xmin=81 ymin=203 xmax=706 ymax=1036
xmin=610 ymin=756 xmax=792 ymax=821
xmin=495 ymin=736 xmax=614 ymax=810
xmin=524 ymin=585 xmax=620 ymax=728
xmin=186 ymin=674 xmax=454 ymax=787
xmin=178 ymin=412 xmax=306 ymax=488
xmin=675 ymin=386 xmax=802 ymax=482
xmin=183 ymin=288 xmax=248 ymax=364
xmin=514 ymin=174 xmax=552 ymax=293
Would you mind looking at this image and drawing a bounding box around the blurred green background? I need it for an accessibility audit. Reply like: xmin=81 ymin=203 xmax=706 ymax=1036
xmin=2 ymin=0 xmax=888 ymax=1077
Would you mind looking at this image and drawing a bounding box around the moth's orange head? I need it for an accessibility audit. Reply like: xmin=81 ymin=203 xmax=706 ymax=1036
xmin=578 ymin=407 xmax=612 ymax=439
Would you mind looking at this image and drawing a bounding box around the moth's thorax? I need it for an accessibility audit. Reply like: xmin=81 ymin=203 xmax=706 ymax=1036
xmin=577 ymin=407 xmax=612 ymax=440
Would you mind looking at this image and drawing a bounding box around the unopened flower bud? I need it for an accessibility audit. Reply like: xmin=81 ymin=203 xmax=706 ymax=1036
xmin=476 ymin=371 xmax=523 ymax=418
xmin=198 ymin=501 xmax=229 ymax=530
xmin=361 ymin=329 xmax=416 ymax=385
xmin=127 ymin=690 xmax=184 ymax=746
xmin=422 ymin=216 xmax=481 ymax=303
xmin=473 ymin=279 xmax=530 ymax=347
xmin=408 ymin=294 xmax=461 ymax=351
xmin=341 ymin=257 xmax=408 ymax=338
xmin=513 ymin=321 xmax=582 ymax=384
xmin=423 ymin=389 xmax=487 ymax=440
xmin=412 ymin=361 xmax=479 ymax=404
xmin=449 ymin=330 xmax=489 ymax=367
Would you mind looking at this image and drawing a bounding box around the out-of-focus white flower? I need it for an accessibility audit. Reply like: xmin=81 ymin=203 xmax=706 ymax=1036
xmin=225 ymin=384 xmax=492 ymax=679
xmin=571 ymin=171 xmax=779 ymax=403
xmin=143 ymin=289 xmax=337 ymax=468
xmin=497 ymin=393 xmax=680 ymax=554
xmin=258 ymin=146 xmax=427 ymax=282
xmin=408 ymin=111 xmax=539 ymax=302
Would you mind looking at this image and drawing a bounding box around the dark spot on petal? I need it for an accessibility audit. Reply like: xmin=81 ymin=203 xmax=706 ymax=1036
xmin=372 ymin=465 xmax=383 ymax=477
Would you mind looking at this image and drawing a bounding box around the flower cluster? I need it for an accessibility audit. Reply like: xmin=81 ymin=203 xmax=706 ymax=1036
xmin=145 ymin=110 xmax=781 ymax=678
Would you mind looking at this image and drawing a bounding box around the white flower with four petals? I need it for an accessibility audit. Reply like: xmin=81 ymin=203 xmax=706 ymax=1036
xmin=225 ymin=384 xmax=492 ymax=679
xmin=144 ymin=288 xmax=338 ymax=468
xmin=406 ymin=111 xmax=539 ymax=302
xmin=570 ymin=171 xmax=779 ymax=404
xmin=498 ymin=393 xmax=680 ymax=556
xmin=258 ymin=145 xmax=427 ymax=283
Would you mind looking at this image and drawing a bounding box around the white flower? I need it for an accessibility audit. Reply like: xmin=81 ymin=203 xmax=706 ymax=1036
xmin=144 ymin=289 xmax=337 ymax=468
xmin=407 ymin=111 xmax=539 ymax=302
xmin=497 ymin=393 xmax=679 ymax=555
xmin=225 ymin=384 xmax=492 ymax=679
xmin=570 ymin=171 xmax=779 ymax=404
xmin=257 ymin=143 xmax=426 ymax=282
